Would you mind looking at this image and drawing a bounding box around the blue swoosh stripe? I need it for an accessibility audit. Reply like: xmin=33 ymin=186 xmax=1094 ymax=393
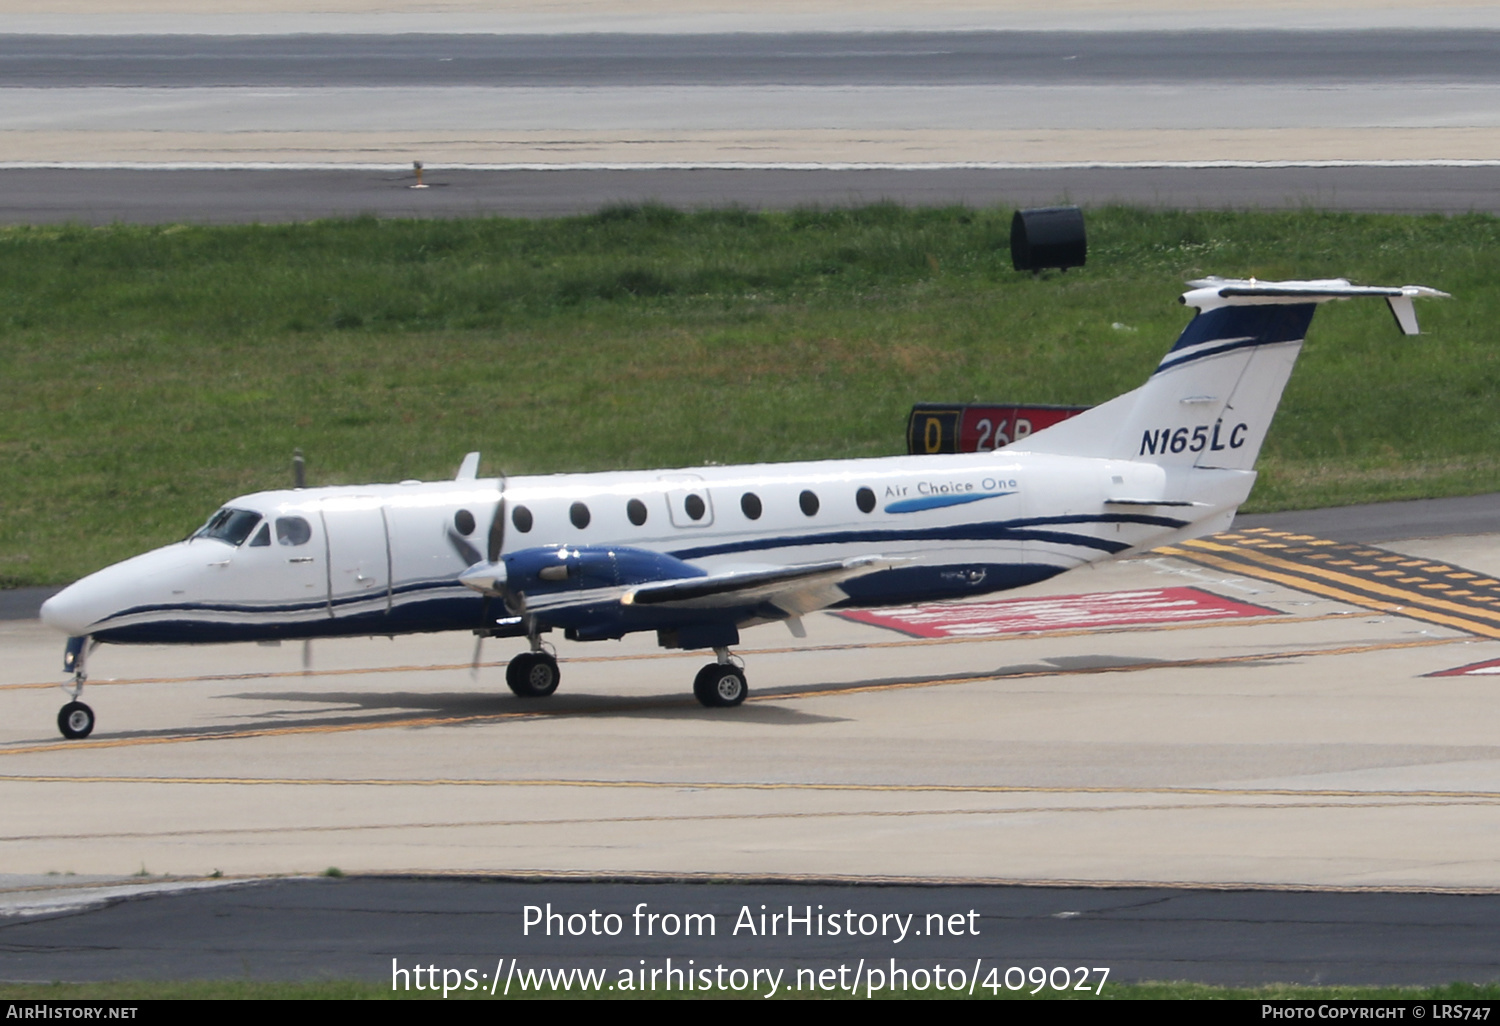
xmin=1154 ymin=335 xmax=1301 ymax=375
xmin=93 ymin=575 xmax=468 ymax=625
xmin=668 ymin=513 xmax=1188 ymax=561
xmin=885 ymin=491 xmax=1014 ymax=514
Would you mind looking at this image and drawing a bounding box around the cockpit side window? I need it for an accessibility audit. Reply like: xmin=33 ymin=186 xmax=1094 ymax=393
xmin=275 ymin=516 xmax=312 ymax=546
xmin=193 ymin=508 xmax=263 ymax=547
xmin=249 ymin=523 xmax=271 ymax=547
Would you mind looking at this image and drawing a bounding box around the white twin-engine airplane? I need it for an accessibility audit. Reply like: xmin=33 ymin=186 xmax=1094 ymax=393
xmin=40 ymin=277 xmax=1445 ymax=739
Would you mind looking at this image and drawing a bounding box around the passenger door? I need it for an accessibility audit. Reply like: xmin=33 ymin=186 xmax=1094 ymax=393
xmin=319 ymin=497 xmax=391 ymax=618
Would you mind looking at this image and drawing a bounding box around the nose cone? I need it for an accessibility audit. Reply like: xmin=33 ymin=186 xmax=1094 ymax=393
xmin=40 ymin=585 xmax=94 ymax=636
xmin=39 ymin=544 xmax=203 ymax=638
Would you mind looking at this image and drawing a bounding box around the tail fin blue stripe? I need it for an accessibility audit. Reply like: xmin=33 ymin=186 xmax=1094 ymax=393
xmin=1156 ymin=333 xmax=1293 ymax=375
xmin=1165 ymin=304 xmax=1317 ymax=353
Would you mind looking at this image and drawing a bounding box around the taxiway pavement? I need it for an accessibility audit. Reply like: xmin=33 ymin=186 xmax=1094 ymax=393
xmin=4 ymin=504 xmax=1499 ymax=891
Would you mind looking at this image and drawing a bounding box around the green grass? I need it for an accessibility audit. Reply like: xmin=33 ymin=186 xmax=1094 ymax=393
xmin=4 ymin=205 xmax=1498 ymax=587
xmin=2 ymin=980 xmax=1498 ymax=1000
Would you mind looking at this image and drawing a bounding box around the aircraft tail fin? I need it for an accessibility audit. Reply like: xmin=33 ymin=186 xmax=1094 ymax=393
xmin=1014 ymin=278 xmax=1447 ymax=470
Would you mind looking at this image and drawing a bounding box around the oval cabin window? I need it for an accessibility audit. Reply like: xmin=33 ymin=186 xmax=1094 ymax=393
xmin=570 ymin=502 xmax=591 ymax=529
xmin=856 ymin=487 xmax=876 ymax=513
xmin=740 ymin=492 xmax=762 ymax=520
xmin=512 ymin=505 xmax=534 ymax=533
xmin=627 ymin=498 xmax=648 ymax=526
xmin=799 ymin=490 xmax=820 ymax=517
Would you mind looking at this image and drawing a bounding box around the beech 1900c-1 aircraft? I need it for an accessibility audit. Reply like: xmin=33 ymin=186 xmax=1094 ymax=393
xmin=40 ymin=278 xmax=1446 ymax=739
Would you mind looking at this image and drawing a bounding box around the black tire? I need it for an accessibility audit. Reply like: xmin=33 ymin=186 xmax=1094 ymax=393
xmin=506 ymin=652 xmax=560 ymax=698
xmin=693 ymin=663 xmax=748 ymax=708
xmin=58 ymin=701 xmax=95 ymax=740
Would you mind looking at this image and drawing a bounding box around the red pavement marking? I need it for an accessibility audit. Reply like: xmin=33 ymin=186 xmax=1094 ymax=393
xmin=1427 ymin=656 xmax=1500 ymax=677
xmin=837 ymin=587 xmax=1281 ymax=639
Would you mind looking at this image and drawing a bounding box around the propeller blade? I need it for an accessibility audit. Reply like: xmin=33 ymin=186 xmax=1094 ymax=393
xmin=488 ymin=495 xmax=506 ymax=563
xmin=470 ymin=634 xmax=484 ymax=681
xmin=446 ymin=527 xmax=482 ymax=566
xmin=483 ymin=476 xmax=523 ymax=615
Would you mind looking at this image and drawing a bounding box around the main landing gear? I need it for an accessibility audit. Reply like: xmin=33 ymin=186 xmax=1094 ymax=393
xmin=57 ymin=636 xmax=96 ymax=739
xmin=502 ymin=635 xmax=748 ymax=709
xmin=692 ymin=648 xmax=748 ymax=708
xmin=506 ymin=636 xmax=560 ymax=698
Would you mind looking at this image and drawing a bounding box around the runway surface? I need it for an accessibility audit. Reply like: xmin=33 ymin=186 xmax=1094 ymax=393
xmin=7 ymin=166 xmax=1500 ymax=224
xmin=8 ymin=24 xmax=1500 ymax=167
xmin=10 ymin=30 xmax=1500 ymax=87
xmin=4 ymin=877 xmax=1499 ymax=986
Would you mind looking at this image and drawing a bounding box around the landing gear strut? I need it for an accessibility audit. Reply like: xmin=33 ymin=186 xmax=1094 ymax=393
xmin=506 ymin=635 xmax=560 ymax=698
xmin=693 ymin=647 xmax=748 ymax=708
xmin=57 ymin=636 xmax=96 ymax=739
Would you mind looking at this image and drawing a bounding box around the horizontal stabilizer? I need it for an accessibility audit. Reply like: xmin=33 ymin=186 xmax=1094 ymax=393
xmin=1184 ymin=278 xmax=1448 ymax=335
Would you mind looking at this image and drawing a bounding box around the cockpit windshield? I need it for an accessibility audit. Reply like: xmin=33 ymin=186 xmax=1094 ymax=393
xmin=192 ymin=507 xmax=263 ymax=546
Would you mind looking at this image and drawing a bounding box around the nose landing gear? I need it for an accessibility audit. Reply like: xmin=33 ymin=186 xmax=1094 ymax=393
xmin=58 ymin=701 xmax=95 ymax=740
xmin=57 ymin=635 xmax=96 ymax=739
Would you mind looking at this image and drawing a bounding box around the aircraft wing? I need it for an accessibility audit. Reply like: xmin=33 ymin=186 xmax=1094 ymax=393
xmin=622 ymin=556 xmax=899 ymax=617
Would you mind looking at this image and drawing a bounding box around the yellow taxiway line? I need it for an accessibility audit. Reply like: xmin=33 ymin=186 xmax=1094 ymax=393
xmin=0 ymin=634 xmax=1467 ymax=758
xmin=0 ymin=611 xmax=1356 ymax=693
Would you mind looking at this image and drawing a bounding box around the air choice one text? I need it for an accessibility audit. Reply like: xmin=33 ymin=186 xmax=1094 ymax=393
xmin=521 ymin=903 xmax=980 ymax=943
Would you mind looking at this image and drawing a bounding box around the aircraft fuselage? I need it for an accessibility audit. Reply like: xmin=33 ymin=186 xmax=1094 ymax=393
xmin=40 ymin=450 xmax=1250 ymax=646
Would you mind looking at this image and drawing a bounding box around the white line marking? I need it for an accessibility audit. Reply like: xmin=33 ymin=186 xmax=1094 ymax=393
xmin=5 ymin=159 xmax=1500 ymax=172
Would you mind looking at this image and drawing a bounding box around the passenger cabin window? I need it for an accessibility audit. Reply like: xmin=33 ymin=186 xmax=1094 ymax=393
xmin=799 ymin=490 xmax=820 ymax=517
xmin=512 ymin=505 xmax=534 ymax=533
xmin=275 ymin=516 xmax=312 ymax=546
xmin=454 ymin=509 xmax=476 ymax=536
xmin=856 ymin=487 xmax=877 ymax=513
xmin=684 ymin=493 xmax=706 ymax=521
xmin=627 ymin=499 xmax=648 ymax=526
xmin=740 ymin=492 xmax=762 ymax=520
xmin=570 ymin=502 xmax=591 ymax=529
xmin=249 ymin=523 xmax=271 ymax=547
xmin=194 ymin=508 xmax=262 ymax=547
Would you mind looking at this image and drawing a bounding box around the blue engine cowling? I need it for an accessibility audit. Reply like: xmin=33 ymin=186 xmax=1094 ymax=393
xmin=505 ymin=545 xmax=730 ymax=642
xmin=503 ymin=544 xmax=707 ymax=594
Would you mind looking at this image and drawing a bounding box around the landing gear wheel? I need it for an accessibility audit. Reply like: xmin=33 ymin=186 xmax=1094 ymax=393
xmin=693 ymin=664 xmax=748 ymax=708
xmin=57 ymin=701 xmax=95 ymax=740
xmin=506 ymin=652 xmax=560 ymax=698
